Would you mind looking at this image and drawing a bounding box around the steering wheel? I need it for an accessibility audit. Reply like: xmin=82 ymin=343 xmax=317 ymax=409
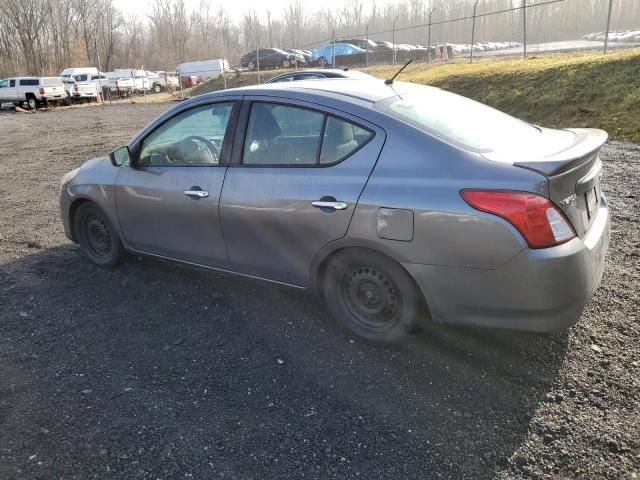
xmin=184 ymin=135 xmax=220 ymax=163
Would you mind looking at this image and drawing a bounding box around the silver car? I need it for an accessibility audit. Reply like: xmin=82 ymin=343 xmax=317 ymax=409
xmin=60 ymin=79 xmax=610 ymax=343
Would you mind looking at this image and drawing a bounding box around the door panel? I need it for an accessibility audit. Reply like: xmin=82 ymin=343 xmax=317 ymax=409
xmin=220 ymin=101 xmax=385 ymax=286
xmin=115 ymin=100 xmax=239 ymax=267
xmin=116 ymin=166 xmax=228 ymax=266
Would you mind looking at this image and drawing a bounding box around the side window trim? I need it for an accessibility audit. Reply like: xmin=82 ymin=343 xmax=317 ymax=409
xmin=231 ymin=99 xmax=376 ymax=168
xmin=129 ymin=99 xmax=241 ymax=167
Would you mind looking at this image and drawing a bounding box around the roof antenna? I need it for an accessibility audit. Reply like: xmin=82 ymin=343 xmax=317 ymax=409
xmin=385 ymin=59 xmax=412 ymax=85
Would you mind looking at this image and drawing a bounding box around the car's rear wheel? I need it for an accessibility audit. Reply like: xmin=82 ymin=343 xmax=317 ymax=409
xmin=318 ymin=57 xmax=328 ymax=67
xmin=323 ymin=249 xmax=419 ymax=344
xmin=74 ymin=203 xmax=124 ymax=267
xmin=283 ymin=59 xmax=291 ymax=68
xmin=153 ymin=84 xmax=162 ymax=93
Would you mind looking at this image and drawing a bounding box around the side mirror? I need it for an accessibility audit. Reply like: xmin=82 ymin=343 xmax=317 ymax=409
xmin=110 ymin=146 xmax=131 ymax=167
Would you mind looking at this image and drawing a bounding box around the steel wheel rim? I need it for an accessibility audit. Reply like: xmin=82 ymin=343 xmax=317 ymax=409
xmin=339 ymin=264 xmax=401 ymax=332
xmin=84 ymin=214 xmax=112 ymax=257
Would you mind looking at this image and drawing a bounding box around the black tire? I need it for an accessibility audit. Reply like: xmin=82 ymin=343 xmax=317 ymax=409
xmin=318 ymin=57 xmax=328 ymax=68
xmin=153 ymin=84 xmax=162 ymax=93
xmin=248 ymin=61 xmax=256 ymax=71
xmin=323 ymin=249 xmax=419 ymax=344
xmin=282 ymin=59 xmax=291 ymax=68
xmin=74 ymin=203 xmax=125 ymax=267
xmin=26 ymin=95 xmax=37 ymax=110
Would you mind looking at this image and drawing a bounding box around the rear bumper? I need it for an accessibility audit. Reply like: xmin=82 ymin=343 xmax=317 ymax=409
xmin=404 ymin=196 xmax=610 ymax=332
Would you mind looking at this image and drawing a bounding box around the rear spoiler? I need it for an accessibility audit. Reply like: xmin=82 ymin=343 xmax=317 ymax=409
xmin=514 ymin=128 xmax=608 ymax=176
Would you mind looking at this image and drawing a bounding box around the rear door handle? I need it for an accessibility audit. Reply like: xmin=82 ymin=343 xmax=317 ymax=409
xmin=184 ymin=190 xmax=209 ymax=198
xmin=312 ymin=200 xmax=348 ymax=210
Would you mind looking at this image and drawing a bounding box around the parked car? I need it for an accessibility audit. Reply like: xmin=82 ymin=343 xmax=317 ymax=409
xmin=106 ymin=75 xmax=135 ymax=97
xmin=266 ymin=68 xmax=374 ymax=83
xmin=176 ymin=59 xmax=229 ymax=82
xmin=311 ymin=43 xmax=367 ymax=67
xmin=59 ymin=79 xmax=610 ymax=344
xmin=147 ymin=71 xmax=179 ymax=93
xmin=335 ymin=38 xmax=380 ymax=51
xmin=61 ymin=77 xmax=99 ymax=104
xmin=240 ymin=48 xmax=306 ymax=70
xmin=284 ymin=49 xmax=312 ymax=64
xmin=0 ymin=76 xmax=66 ymax=109
xmin=70 ymin=71 xmax=107 ymax=93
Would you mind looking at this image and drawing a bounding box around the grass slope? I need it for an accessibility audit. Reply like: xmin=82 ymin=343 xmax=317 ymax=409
xmin=189 ymin=49 xmax=640 ymax=141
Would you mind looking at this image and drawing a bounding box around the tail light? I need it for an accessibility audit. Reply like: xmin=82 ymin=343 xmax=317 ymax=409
xmin=73 ymin=85 xmax=79 ymax=92
xmin=38 ymin=87 xmax=45 ymax=95
xmin=461 ymin=189 xmax=575 ymax=249
xmin=115 ymin=80 xmax=119 ymax=87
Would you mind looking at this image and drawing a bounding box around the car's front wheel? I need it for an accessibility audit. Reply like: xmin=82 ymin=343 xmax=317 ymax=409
xmin=323 ymin=249 xmax=419 ymax=344
xmin=318 ymin=57 xmax=328 ymax=67
xmin=74 ymin=203 xmax=125 ymax=267
xmin=248 ymin=61 xmax=256 ymax=70
xmin=283 ymin=59 xmax=291 ymax=68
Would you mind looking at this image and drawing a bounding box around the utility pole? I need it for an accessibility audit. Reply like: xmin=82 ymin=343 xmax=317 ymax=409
xmin=332 ymin=29 xmax=336 ymax=68
xmin=427 ymin=8 xmax=436 ymax=63
xmin=523 ymin=0 xmax=527 ymax=58
xmin=604 ymin=0 xmax=614 ymax=54
xmin=256 ymin=47 xmax=261 ymax=84
xmin=392 ymin=15 xmax=399 ymax=65
xmin=365 ymin=22 xmax=370 ymax=67
xmin=470 ymin=0 xmax=480 ymax=63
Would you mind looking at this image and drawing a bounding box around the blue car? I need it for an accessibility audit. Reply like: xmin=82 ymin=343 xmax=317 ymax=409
xmin=311 ymin=43 xmax=367 ymax=67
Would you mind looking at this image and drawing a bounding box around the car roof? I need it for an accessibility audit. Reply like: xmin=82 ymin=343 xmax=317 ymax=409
xmin=208 ymin=78 xmax=413 ymax=104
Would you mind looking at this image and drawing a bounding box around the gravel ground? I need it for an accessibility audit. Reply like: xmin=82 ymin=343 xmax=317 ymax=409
xmin=0 ymin=103 xmax=638 ymax=479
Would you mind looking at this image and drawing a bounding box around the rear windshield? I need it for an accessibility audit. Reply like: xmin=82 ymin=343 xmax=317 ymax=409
xmin=43 ymin=78 xmax=63 ymax=87
xmin=375 ymin=88 xmax=543 ymax=153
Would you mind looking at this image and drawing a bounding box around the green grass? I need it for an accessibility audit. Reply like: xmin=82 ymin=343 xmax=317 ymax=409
xmin=187 ymin=49 xmax=640 ymax=141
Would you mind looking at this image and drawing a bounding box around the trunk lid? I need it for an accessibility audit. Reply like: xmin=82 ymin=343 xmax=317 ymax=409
xmin=488 ymin=128 xmax=607 ymax=237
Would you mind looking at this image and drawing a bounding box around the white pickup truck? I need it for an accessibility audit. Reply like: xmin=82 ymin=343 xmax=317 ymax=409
xmin=61 ymin=77 xmax=99 ymax=104
xmin=0 ymin=77 xmax=66 ymax=109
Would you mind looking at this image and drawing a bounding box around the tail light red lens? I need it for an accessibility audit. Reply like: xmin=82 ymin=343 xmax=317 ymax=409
xmin=38 ymin=87 xmax=45 ymax=95
xmin=461 ymin=189 xmax=575 ymax=249
xmin=73 ymin=85 xmax=78 ymax=92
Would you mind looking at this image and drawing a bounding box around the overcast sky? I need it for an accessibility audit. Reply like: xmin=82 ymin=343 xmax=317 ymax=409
xmin=113 ymin=0 xmax=353 ymax=21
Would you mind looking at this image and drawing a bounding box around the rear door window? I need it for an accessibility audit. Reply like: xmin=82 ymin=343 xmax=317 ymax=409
xmin=242 ymin=102 xmax=373 ymax=166
xmin=243 ymin=103 xmax=324 ymax=165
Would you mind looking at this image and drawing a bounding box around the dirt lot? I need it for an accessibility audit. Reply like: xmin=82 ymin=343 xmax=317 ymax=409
xmin=0 ymin=103 xmax=638 ymax=479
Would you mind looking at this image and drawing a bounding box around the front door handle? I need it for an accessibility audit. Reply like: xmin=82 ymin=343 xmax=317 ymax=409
xmin=184 ymin=189 xmax=209 ymax=199
xmin=312 ymin=200 xmax=348 ymax=210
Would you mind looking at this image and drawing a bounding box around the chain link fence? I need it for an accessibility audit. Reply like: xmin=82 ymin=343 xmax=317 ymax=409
xmin=220 ymin=0 xmax=638 ymax=86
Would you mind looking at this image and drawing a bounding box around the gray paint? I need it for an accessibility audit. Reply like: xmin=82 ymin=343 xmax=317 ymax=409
xmin=60 ymin=79 xmax=611 ymax=332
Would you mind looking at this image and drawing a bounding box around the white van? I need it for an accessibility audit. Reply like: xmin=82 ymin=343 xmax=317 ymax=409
xmin=176 ymin=59 xmax=229 ymax=82
xmin=60 ymin=67 xmax=98 ymax=78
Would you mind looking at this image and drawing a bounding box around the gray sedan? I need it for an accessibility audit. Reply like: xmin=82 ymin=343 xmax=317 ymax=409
xmin=60 ymin=79 xmax=610 ymax=343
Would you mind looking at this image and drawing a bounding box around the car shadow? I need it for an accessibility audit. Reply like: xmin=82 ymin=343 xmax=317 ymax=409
xmin=0 ymin=245 xmax=569 ymax=479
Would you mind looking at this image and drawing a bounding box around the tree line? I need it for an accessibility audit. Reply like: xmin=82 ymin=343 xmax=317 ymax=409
xmin=0 ymin=0 xmax=637 ymax=76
